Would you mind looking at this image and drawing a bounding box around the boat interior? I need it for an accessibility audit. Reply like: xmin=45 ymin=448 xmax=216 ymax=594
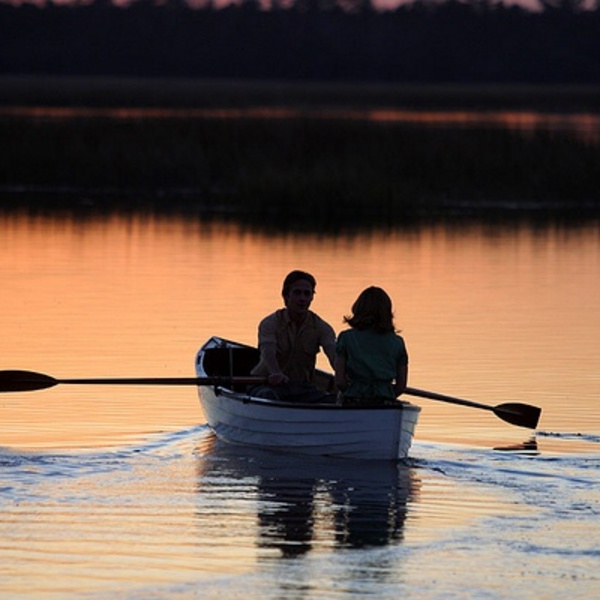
xmin=201 ymin=346 xmax=260 ymax=391
xmin=200 ymin=345 xmax=335 ymax=393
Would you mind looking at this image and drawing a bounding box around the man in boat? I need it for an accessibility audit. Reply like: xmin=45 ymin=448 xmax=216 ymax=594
xmin=250 ymin=270 xmax=336 ymax=403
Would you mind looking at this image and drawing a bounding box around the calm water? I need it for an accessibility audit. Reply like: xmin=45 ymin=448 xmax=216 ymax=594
xmin=1 ymin=212 xmax=599 ymax=598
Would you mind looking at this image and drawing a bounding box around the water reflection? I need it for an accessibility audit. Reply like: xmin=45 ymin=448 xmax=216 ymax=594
xmin=2 ymin=212 xmax=600 ymax=452
xmin=196 ymin=436 xmax=419 ymax=556
xmin=493 ymin=437 xmax=539 ymax=455
xmin=2 ymin=106 xmax=599 ymax=142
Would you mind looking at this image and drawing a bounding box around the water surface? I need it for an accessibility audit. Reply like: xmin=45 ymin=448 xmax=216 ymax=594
xmin=1 ymin=213 xmax=599 ymax=598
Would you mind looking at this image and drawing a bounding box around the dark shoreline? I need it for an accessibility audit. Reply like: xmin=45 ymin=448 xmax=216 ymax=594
xmin=2 ymin=77 xmax=599 ymax=228
xmin=2 ymin=76 xmax=600 ymax=112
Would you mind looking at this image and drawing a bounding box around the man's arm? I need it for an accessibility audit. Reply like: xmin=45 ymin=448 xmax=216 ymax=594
xmin=334 ymin=353 xmax=348 ymax=391
xmin=260 ymin=341 xmax=288 ymax=385
xmin=319 ymin=319 xmax=337 ymax=371
xmin=323 ymin=340 xmax=337 ymax=371
xmin=255 ymin=314 xmax=289 ymax=385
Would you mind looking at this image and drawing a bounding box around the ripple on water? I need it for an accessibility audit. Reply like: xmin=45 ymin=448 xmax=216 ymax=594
xmin=1 ymin=428 xmax=599 ymax=599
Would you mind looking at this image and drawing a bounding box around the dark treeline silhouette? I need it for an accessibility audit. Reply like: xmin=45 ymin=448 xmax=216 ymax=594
xmin=1 ymin=0 xmax=600 ymax=83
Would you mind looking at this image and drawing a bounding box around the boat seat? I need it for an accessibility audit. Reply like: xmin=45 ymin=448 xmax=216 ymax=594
xmin=202 ymin=346 xmax=260 ymax=391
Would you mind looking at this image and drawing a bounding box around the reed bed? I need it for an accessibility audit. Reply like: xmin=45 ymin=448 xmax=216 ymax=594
xmin=2 ymin=77 xmax=600 ymax=112
xmin=1 ymin=112 xmax=599 ymax=225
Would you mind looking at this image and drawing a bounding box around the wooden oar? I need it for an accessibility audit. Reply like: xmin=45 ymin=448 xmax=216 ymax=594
xmin=0 ymin=370 xmax=265 ymax=393
xmin=405 ymin=386 xmax=541 ymax=429
xmin=0 ymin=370 xmax=541 ymax=429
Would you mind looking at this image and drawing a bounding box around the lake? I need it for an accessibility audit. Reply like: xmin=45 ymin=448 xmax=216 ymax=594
xmin=1 ymin=211 xmax=599 ymax=598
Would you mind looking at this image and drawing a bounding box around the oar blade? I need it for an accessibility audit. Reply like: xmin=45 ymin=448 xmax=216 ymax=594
xmin=494 ymin=402 xmax=541 ymax=429
xmin=0 ymin=370 xmax=59 ymax=392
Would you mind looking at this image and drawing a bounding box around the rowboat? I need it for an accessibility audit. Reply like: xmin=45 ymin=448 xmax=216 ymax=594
xmin=195 ymin=336 xmax=421 ymax=461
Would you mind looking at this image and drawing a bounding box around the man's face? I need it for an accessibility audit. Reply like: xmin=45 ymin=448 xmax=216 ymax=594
xmin=284 ymin=279 xmax=315 ymax=317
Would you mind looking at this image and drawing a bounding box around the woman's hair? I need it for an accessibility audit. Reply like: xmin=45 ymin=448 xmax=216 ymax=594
xmin=344 ymin=286 xmax=396 ymax=333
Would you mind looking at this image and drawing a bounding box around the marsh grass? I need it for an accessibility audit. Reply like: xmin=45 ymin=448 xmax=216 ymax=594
xmin=1 ymin=79 xmax=599 ymax=225
xmin=3 ymin=77 xmax=600 ymax=112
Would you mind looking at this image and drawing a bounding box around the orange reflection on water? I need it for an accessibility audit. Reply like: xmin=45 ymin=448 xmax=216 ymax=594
xmin=1 ymin=212 xmax=600 ymax=452
xmin=369 ymin=108 xmax=600 ymax=141
xmin=2 ymin=105 xmax=598 ymax=141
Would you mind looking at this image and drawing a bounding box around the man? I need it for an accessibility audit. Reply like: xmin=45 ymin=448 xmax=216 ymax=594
xmin=250 ymin=270 xmax=336 ymax=402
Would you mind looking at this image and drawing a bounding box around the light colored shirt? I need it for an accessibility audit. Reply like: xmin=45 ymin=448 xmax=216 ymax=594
xmin=336 ymin=329 xmax=408 ymax=399
xmin=251 ymin=309 xmax=336 ymax=383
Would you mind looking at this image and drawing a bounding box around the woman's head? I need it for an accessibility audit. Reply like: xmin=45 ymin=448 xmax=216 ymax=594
xmin=344 ymin=286 xmax=396 ymax=333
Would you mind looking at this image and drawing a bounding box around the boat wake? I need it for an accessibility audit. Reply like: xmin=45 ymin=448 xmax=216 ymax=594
xmin=0 ymin=425 xmax=210 ymax=503
xmin=538 ymin=430 xmax=600 ymax=445
xmin=412 ymin=439 xmax=600 ymax=524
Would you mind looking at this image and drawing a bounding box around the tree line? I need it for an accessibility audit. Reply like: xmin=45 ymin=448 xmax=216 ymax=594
xmin=1 ymin=0 xmax=599 ymax=83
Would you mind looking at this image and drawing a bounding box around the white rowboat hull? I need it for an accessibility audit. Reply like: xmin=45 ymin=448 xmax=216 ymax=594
xmin=196 ymin=337 xmax=420 ymax=461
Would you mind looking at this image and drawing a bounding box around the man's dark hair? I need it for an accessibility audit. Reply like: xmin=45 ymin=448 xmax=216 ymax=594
xmin=282 ymin=270 xmax=317 ymax=297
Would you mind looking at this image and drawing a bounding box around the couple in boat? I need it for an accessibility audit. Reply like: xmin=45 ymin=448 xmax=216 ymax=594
xmin=249 ymin=270 xmax=408 ymax=406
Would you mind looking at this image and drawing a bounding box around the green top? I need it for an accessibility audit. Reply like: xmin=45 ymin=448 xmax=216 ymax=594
xmin=336 ymin=329 xmax=408 ymax=400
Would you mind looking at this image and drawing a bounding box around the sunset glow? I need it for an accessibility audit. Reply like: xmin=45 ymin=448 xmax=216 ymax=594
xmin=2 ymin=213 xmax=599 ymax=451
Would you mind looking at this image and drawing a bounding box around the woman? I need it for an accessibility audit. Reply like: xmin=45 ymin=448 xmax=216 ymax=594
xmin=335 ymin=286 xmax=408 ymax=405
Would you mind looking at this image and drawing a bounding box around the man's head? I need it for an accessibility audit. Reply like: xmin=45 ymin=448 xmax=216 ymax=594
xmin=282 ymin=270 xmax=316 ymax=298
xmin=282 ymin=270 xmax=316 ymax=317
